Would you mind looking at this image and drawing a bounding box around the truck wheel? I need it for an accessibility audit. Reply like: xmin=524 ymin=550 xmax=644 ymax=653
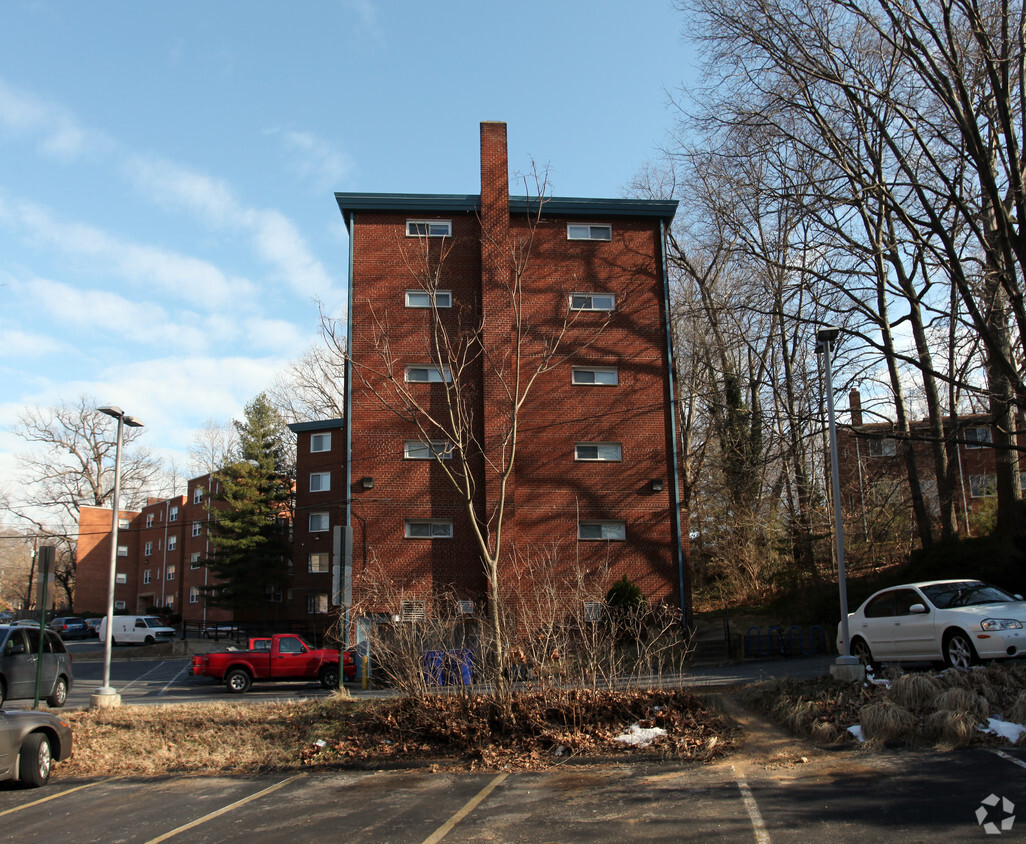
xmin=144 ymin=635 xmax=155 ymax=645
xmin=225 ymin=668 xmax=252 ymax=693
xmin=319 ymin=665 xmax=340 ymax=689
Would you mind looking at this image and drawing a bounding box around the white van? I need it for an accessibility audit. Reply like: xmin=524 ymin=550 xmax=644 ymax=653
xmin=98 ymin=615 xmax=176 ymax=645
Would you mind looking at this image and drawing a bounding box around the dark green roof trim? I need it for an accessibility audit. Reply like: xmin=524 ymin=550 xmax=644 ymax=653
xmin=288 ymin=418 xmax=346 ymax=434
xmin=335 ymin=192 xmax=677 ymax=231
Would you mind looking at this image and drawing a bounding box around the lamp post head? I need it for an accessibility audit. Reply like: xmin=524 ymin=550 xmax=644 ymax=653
xmin=98 ymin=406 xmax=124 ymax=419
xmin=816 ymin=325 xmax=841 ymax=354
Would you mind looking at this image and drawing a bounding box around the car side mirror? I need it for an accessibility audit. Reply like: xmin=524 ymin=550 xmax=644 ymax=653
xmin=1016 ymin=594 xmax=1024 ymax=601
xmin=909 ymin=603 xmax=928 ymax=614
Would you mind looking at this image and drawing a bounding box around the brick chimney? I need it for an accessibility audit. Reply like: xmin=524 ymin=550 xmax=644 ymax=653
xmin=849 ymin=388 xmax=863 ymax=426
xmin=480 ymin=121 xmax=510 ymax=245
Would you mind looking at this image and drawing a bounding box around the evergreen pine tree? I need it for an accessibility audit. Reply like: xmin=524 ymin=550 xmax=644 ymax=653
xmin=201 ymin=393 xmax=293 ymax=617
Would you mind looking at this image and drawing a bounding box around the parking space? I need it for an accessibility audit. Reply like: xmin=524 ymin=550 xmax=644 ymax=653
xmin=1 ymin=747 xmax=1024 ymax=842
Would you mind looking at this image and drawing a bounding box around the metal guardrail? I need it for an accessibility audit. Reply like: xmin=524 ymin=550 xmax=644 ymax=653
xmin=743 ymin=624 xmax=828 ymax=658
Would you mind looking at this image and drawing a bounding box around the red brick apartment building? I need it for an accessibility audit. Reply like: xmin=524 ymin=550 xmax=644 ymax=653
xmin=77 ymin=472 xmax=333 ymax=629
xmin=292 ymin=122 xmax=691 ymax=637
xmin=838 ymin=388 xmax=1021 ymax=537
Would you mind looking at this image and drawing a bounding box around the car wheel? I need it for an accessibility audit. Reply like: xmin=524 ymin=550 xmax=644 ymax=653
xmin=46 ymin=676 xmax=68 ymax=708
xmin=850 ymin=637 xmax=877 ymax=671
xmin=0 ymin=678 xmax=6 ymax=708
xmin=18 ymin=733 xmax=52 ymax=787
xmin=225 ymin=668 xmax=252 ymax=694
xmin=319 ymin=665 xmax=340 ymax=689
xmin=945 ymin=630 xmax=979 ymax=669
xmin=144 ymin=635 xmax=155 ymax=645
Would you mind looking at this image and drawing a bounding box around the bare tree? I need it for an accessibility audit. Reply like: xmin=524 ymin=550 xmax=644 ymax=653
xmin=267 ymin=345 xmax=346 ymax=424
xmin=187 ymin=418 xmax=238 ymax=478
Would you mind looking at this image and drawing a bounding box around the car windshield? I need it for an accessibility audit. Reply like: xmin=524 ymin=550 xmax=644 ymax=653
xmin=920 ymin=581 xmax=1017 ymax=608
xmin=142 ymin=617 xmax=165 ymax=628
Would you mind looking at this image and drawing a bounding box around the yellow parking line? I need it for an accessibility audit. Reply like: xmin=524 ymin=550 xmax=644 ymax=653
xmin=421 ymin=772 xmax=508 ymax=844
xmin=144 ymin=773 xmax=306 ymax=843
xmin=0 ymin=777 xmax=117 ymax=818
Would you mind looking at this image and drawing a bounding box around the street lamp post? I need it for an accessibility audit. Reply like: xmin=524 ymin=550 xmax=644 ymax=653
xmin=91 ymin=406 xmax=144 ymax=709
xmin=816 ymin=328 xmax=864 ymax=682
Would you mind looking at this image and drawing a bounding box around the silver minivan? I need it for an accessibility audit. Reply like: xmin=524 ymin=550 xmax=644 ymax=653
xmin=0 ymin=625 xmax=73 ymax=708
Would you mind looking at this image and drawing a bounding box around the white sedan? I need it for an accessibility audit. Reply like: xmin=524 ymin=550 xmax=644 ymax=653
xmin=837 ymin=579 xmax=1026 ymax=670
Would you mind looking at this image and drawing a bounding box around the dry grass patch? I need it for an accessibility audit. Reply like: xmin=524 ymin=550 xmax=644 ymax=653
xmin=55 ymin=688 xmax=740 ymax=780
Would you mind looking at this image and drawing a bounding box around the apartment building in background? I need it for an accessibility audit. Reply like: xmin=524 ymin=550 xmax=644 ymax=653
xmin=293 ymin=121 xmax=690 ymax=636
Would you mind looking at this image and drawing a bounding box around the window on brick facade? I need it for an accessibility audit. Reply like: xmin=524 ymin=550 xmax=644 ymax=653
xmin=115 ymin=600 xmax=126 ymax=610
xmin=970 ymin=474 xmax=997 ymax=498
xmin=405 ymin=365 xmax=452 ymax=383
xmin=168 ymin=535 xmax=177 ymax=551
xmin=584 ymin=601 xmax=604 ymax=623
xmin=117 ymin=545 xmax=128 ymax=557
xmin=405 ymin=519 xmax=453 ymax=539
xmin=144 ymin=541 xmax=153 ymax=557
xmin=143 ymin=569 xmax=151 ymax=585
xmin=309 ymin=512 xmax=330 ymax=532
xmin=118 ymin=517 xmax=130 ymax=530
xmin=267 ymin=585 xmax=283 ymax=603
xmin=169 ymin=505 xmax=178 ymax=521
xmin=866 ymin=437 xmax=897 ymax=457
xmin=189 ymin=586 xmax=200 ymax=604
xmin=404 ymin=440 xmax=453 ymax=460
xmin=405 ymin=290 xmax=452 ymax=308
xmin=406 ymin=220 xmax=451 ymax=237
xmin=310 ymin=472 xmax=330 ymax=492
xmin=578 ymin=520 xmax=626 ymax=540
xmin=193 ymin=487 xmax=204 ymax=504
xmin=145 ymin=514 xmax=154 ymax=528
xmin=311 ymin=432 xmax=331 ymax=453
xmin=167 ymin=596 xmax=175 ymax=608
xmin=308 ymin=593 xmax=329 ymax=614
xmin=572 ymin=366 xmax=618 ymax=386
xmin=965 ymin=426 xmax=993 ymax=449
xmin=192 ymin=521 xmax=202 ymax=537
xmin=190 ymin=552 xmax=201 ymax=569
xmin=309 ymin=553 xmax=330 ymax=573
xmin=167 ymin=565 xmax=176 ymax=581
xmin=400 ymin=601 xmax=426 ymax=622
xmin=574 ymin=442 xmax=622 ymax=462
xmin=570 ymin=293 xmax=615 ymax=311
xmin=567 ymin=223 xmax=611 ymax=241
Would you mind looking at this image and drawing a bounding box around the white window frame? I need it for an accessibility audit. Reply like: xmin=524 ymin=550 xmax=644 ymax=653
xmin=169 ymin=506 xmax=179 ymax=521
xmin=167 ymin=564 xmax=176 ymax=581
xmin=311 ymin=432 xmax=331 ymax=453
xmin=570 ymin=293 xmax=615 ymax=312
xmin=193 ymin=487 xmax=204 ymax=504
xmin=267 ymin=585 xmax=283 ymax=604
xmin=189 ymin=586 xmax=200 ymax=604
xmin=308 ymin=593 xmax=329 ymax=614
xmin=567 ymin=223 xmax=612 ymax=241
xmin=167 ymin=535 xmax=177 ymax=551
xmin=584 ymin=601 xmax=604 ymax=623
xmin=117 ymin=545 xmax=128 ymax=557
xmin=145 ymin=514 xmax=154 ymax=528
xmin=406 ymin=219 xmax=452 ymax=237
xmin=867 ymin=437 xmax=897 ymax=457
xmin=190 ymin=552 xmax=201 ymax=570
xmin=404 ymin=440 xmax=454 ymax=460
xmin=578 ymin=520 xmax=627 ymax=541
xmin=965 ymin=426 xmax=993 ymax=449
xmin=143 ymin=569 xmax=151 ymax=585
xmin=309 ymin=553 xmax=330 ymax=573
xmin=970 ymin=474 xmax=997 ymax=498
xmin=144 ymin=541 xmax=153 ymax=557
xmin=118 ymin=517 xmax=130 ymax=530
xmin=309 ymin=512 xmax=330 ymax=532
xmin=192 ymin=521 xmax=202 ymax=537
xmin=405 ymin=290 xmax=452 ymax=309
xmin=400 ymin=601 xmax=426 ymax=622
xmin=405 ymin=519 xmax=454 ymax=539
xmin=572 ymin=366 xmax=619 ymax=386
xmin=115 ymin=600 xmax=126 ymax=610
xmin=405 ymin=365 xmax=452 ymax=383
xmin=310 ymin=472 xmax=331 ymax=492
xmin=574 ymin=442 xmax=623 ymax=462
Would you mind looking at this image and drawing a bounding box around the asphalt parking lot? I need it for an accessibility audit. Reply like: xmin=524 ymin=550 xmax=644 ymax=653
xmin=2 ymin=747 xmax=1025 ymax=842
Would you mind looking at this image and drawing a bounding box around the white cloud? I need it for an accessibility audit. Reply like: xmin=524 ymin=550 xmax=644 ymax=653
xmin=0 ymin=325 xmax=69 ymax=359
xmin=269 ymin=129 xmax=353 ymax=187
xmin=0 ymin=77 xmax=107 ymax=161
xmin=0 ymin=194 xmax=258 ymax=308
xmin=342 ymin=0 xmax=384 ymax=43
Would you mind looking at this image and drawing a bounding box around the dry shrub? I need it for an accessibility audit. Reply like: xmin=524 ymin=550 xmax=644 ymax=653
xmin=1008 ymin=692 xmax=1026 ymax=726
xmin=890 ymin=673 xmax=941 ymax=709
xmin=859 ymin=700 xmax=914 ymax=744
xmin=924 ymin=710 xmax=978 ymax=748
xmin=810 ymin=720 xmax=841 ymax=745
xmin=934 ymin=688 xmax=988 ymax=722
xmin=937 ymin=668 xmax=971 ymax=689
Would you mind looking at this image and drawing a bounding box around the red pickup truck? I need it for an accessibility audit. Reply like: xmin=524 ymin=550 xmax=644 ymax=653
xmin=191 ymin=633 xmax=356 ymax=693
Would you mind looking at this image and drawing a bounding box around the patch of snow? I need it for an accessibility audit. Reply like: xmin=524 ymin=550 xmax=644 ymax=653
xmin=614 ymin=724 xmax=667 ymax=747
xmin=980 ymin=718 xmax=1026 ymax=744
xmin=847 ymin=725 xmax=865 ymax=743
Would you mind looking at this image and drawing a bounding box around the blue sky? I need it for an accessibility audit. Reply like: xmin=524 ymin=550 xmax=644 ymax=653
xmin=0 ymin=0 xmax=694 ymax=502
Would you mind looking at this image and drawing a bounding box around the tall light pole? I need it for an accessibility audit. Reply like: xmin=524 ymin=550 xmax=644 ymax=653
xmin=816 ymin=328 xmax=863 ymax=682
xmin=91 ymin=406 xmax=144 ymax=709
